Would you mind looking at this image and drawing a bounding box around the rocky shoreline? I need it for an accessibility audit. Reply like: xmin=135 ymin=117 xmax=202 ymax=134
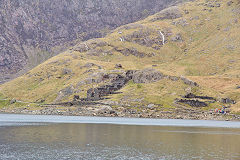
xmin=1 ymin=103 xmax=239 ymax=121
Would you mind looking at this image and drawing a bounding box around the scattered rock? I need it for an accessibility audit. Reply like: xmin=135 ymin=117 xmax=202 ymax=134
xmin=225 ymin=108 xmax=231 ymax=113
xmin=74 ymin=40 xmax=108 ymax=53
xmin=168 ymin=76 xmax=180 ymax=81
xmin=97 ymin=105 xmax=113 ymax=114
xmin=36 ymin=99 xmax=45 ymax=103
xmin=87 ymin=88 xmax=101 ymax=100
xmin=61 ymin=68 xmax=72 ymax=75
xmin=226 ymin=44 xmax=235 ymax=51
xmin=115 ymin=47 xmax=146 ymax=58
xmin=115 ymin=64 xmax=123 ymax=69
xmin=176 ymin=115 xmax=183 ymax=119
xmin=184 ymin=93 xmax=197 ymax=98
xmin=94 ymin=41 xmax=108 ymax=48
xmin=172 ymin=18 xmax=188 ymax=26
xmin=184 ymin=10 xmax=189 ymax=14
xmin=147 ymin=104 xmax=155 ymax=109
xmin=84 ymin=63 xmax=96 ymax=68
xmin=73 ymin=95 xmax=80 ymax=101
xmin=204 ymin=2 xmax=221 ymax=8
xmin=171 ymin=33 xmax=183 ymax=42
xmin=73 ymin=43 xmax=89 ymax=52
xmin=227 ymin=1 xmax=233 ymax=6
xmin=194 ymin=16 xmax=199 ymax=20
xmin=228 ymin=59 xmax=236 ymax=63
xmin=215 ymin=3 xmax=221 ymax=7
xmin=122 ymin=28 xmax=165 ymax=49
xmin=82 ymin=63 xmax=101 ymax=69
xmin=180 ymin=76 xmax=198 ymax=86
xmin=85 ymin=78 xmax=96 ymax=84
xmin=223 ymin=27 xmax=230 ymax=32
xmin=55 ymin=86 xmax=74 ymax=102
xmin=220 ymin=98 xmax=236 ymax=104
xmin=10 ymin=99 xmax=16 ymax=104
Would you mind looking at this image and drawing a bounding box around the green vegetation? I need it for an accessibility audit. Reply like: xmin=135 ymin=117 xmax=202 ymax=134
xmin=0 ymin=100 xmax=10 ymax=109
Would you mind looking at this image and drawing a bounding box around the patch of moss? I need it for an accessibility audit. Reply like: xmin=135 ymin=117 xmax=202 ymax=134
xmin=0 ymin=100 xmax=10 ymax=109
xmin=0 ymin=93 xmax=5 ymax=99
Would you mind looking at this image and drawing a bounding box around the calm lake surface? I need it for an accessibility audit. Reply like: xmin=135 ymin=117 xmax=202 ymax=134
xmin=0 ymin=114 xmax=239 ymax=160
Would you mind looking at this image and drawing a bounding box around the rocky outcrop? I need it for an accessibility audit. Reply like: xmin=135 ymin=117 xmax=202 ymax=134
xmin=115 ymin=64 xmax=123 ymax=69
xmin=72 ymin=68 xmax=199 ymax=102
xmin=171 ymin=33 xmax=183 ymax=42
xmin=61 ymin=68 xmax=72 ymax=75
xmin=122 ymin=28 xmax=165 ymax=49
xmin=183 ymin=93 xmax=215 ymax=100
xmin=176 ymin=93 xmax=216 ymax=107
xmin=132 ymin=68 xmax=165 ymax=83
xmin=220 ymin=98 xmax=236 ymax=104
xmin=0 ymin=0 xmax=184 ymax=83
xmin=180 ymin=76 xmax=198 ymax=86
xmin=85 ymin=68 xmax=165 ymax=100
xmin=87 ymin=74 xmax=130 ymax=100
xmin=176 ymin=99 xmax=208 ymax=107
xmin=55 ymin=85 xmax=74 ymax=102
xmin=177 ymin=93 xmax=237 ymax=107
xmin=115 ymin=47 xmax=147 ymax=58
xmin=81 ymin=62 xmax=102 ymax=69
xmin=151 ymin=6 xmax=183 ymax=22
xmin=204 ymin=2 xmax=221 ymax=8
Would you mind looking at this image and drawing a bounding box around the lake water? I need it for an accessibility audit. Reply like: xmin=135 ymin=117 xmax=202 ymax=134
xmin=0 ymin=114 xmax=239 ymax=160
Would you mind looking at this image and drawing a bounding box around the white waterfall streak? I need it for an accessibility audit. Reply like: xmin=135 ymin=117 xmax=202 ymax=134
xmin=120 ymin=37 xmax=124 ymax=42
xmin=159 ymin=31 xmax=165 ymax=45
xmin=85 ymin=43 xmax=89 ymax=50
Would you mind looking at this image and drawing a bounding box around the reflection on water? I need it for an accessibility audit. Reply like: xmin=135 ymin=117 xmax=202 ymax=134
xmin=0 ymin=123 xmax=240 ymax=160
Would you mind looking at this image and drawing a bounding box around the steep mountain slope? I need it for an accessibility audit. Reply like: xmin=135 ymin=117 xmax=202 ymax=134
xmin=0 ymin=0 xmax=184 ymax=84
xmin=0 ymin=0 xmax=240 ymax=117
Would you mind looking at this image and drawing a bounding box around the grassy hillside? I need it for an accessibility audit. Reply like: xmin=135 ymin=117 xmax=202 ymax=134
xmin=0 ymin=0 xmax=239 ymax=114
